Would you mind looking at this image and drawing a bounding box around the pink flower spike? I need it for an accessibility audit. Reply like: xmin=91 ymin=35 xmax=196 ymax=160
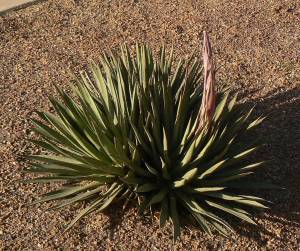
xmin=197 ymin=31 xmax=216 ymax=133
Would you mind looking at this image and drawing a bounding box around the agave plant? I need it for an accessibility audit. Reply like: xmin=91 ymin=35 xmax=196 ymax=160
xmin=24 ymin=32 xmax=269 ymax=239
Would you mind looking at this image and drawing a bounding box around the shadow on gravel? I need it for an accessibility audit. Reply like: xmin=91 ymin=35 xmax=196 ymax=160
xmin=235 ymin=87 xmax=300 ymax=244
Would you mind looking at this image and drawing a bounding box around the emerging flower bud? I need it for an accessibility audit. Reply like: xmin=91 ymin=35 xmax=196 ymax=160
xmin=196 ymin=31 xmax=216 ymax=133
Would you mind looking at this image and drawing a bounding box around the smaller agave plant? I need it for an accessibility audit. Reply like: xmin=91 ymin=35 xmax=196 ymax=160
xmin=24 ymin=32 xmax=270 ymax=239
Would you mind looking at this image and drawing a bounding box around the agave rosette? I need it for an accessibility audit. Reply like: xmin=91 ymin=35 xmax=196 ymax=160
xmin=24 ymin=34 xmax=269 ymax=239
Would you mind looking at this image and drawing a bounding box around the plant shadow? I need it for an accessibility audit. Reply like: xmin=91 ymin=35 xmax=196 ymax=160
xmin=233 ymin=87 xmax=300 ymax=244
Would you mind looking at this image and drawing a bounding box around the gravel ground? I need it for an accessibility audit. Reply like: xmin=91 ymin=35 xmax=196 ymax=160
xmin=0 ymin=0 xmax=299 ymax=250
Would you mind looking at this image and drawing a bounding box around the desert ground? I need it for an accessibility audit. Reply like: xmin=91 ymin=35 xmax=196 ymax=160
xmin=0 ymin=0 xmax=299 ymax=250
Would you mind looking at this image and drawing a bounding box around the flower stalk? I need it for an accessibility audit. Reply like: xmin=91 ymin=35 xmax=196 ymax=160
xmin=196 ymin=31 xmax=216 ymax=134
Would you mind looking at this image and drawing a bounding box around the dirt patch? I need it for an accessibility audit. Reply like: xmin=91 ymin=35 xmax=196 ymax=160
xmin=0 ymin=0 xmax=299 ymax=250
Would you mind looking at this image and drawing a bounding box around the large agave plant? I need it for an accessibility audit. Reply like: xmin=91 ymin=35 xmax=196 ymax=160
xmin=24 ymin=32 xmax=269 ymax=239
